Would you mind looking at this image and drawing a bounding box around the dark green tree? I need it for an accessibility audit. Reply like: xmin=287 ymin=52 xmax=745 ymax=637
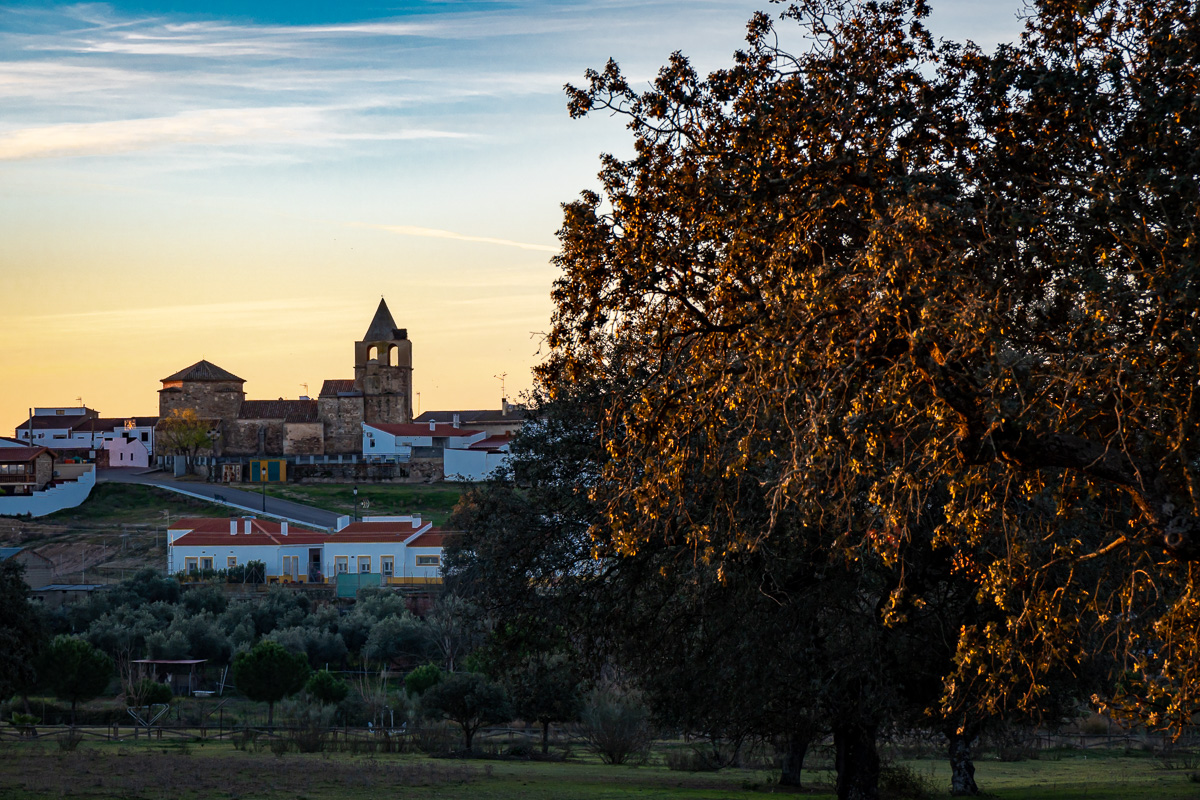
xmin=232 ymin=640 xmax=311 ymax=727
xmin=305 ymin=669 xmax=349 ymax=706
xmin=44 ymin=635 xmax=114 ymax=725
xmin=0 ymin=560 xmax=46 ymax=707
xmin=404 ymin=663 xmax=444 ymax=697
xmin=420 ymin=671 xmax=511 ymax=751
xmin=506 ymin=652 xmax=585 ymax=754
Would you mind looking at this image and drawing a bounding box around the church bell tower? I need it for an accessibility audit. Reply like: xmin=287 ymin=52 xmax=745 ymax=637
xmin=354 ymin=298 xmax=413 ymax=424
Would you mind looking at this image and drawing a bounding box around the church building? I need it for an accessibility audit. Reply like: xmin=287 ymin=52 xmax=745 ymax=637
xmin=156 ymin=299 xmax=413 ymax=459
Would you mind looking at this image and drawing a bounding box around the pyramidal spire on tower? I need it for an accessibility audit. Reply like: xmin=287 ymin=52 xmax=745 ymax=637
xmin=364 ymin=298 xmax=399 ymax=341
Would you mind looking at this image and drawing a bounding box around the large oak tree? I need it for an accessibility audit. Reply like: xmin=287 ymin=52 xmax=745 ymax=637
xmin=541 ymin=0 xmax=1200 ymax=793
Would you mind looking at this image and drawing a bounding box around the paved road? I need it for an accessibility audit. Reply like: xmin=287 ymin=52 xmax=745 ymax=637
xmin=98 ymin=468 xmax=341 ymax=531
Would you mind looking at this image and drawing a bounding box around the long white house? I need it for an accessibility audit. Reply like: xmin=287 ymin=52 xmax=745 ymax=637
xmin=167 ymin=515 xmax=449 ymax=585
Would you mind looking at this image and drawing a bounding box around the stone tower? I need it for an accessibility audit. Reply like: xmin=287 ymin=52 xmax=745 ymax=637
xmin=354 ymin=298 xmax=413 ymax=424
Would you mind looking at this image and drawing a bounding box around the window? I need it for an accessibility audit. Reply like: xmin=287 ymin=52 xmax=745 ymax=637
xmin=358 ymin=556 xmax=371 ymax=574
xmin=381 ymin=556 xmax=394 ymax=578
xmin=283 ymin=555 xmax=299 ymax=579
xmin=416 ymin=555 xmax=440 ymax=567
xmin=199 ymin=557 xmax=214 ymax=572
xmin=141 ymin=432 xmax=149 ymax=441
xmin=184 ymin=557 xmax=199 ymax=573
xmin=227 ymin=556 xmax=237 ymax=569
xmin=334 ymin=556 xmax=348 ymax=574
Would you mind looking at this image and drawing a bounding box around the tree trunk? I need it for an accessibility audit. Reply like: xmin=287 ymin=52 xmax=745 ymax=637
xmin=948 ymin=727 xmax=981 ymax=796
xmin=463 ymin=724 xmax=475 ymax=752
xmin=834 ymin=721 xmax=880 ymax=800
xmin=779 ymin=729 xmax=813 ymax=788
xmin=542 ymin=721 xmax=551 ymax=755
xmin=70 ymin=699 xmax=77 ymax=727
xmin=267 ymin=700 xmax=274 ymax=729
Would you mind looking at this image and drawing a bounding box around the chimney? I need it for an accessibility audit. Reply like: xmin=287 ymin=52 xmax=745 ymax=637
xmin=452 ymin=413 xmax=460 ymax=429
xmin=281 ymin=521 xmax=289 ymax=536
xmin=501 ymin=399 xmax=509 ymax=416
xmin=429 ymin=420 xmax=436 ymax=431
xmin=411 ymin=515 xmax=422 ymax=529
xmin=244 ymin=519 xmax=252 ymax=534
xmin=230 ymin=520 xmax=238 ymax=535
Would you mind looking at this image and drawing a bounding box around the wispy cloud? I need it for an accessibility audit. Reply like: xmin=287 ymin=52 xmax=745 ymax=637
xmin=0 ymin=107 xmax=471 ymax=160
xmin=20 ymin=298 xmax=356 ymax=334
xmin=361 ymin=223 xmax=558 ymax=253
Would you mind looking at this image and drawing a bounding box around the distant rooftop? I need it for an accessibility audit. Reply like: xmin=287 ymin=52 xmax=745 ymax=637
xmin=161 ymin=360 xmax=244 ymax=383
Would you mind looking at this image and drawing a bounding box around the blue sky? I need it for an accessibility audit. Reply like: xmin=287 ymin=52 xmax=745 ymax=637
xmin=0 ymin=0 xmax=1027 ymax=426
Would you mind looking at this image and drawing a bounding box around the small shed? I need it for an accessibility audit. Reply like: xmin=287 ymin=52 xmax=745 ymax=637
xmin=132 ymin=659 xmax=210 ymax=696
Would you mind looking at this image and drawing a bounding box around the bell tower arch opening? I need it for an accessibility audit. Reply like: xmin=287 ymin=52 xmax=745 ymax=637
xmin=353 ymin=298 xmax=413 ymax=424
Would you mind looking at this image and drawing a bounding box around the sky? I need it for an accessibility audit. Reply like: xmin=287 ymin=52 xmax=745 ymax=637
xmin=0 ymin=0 xmax=1026 ymax=430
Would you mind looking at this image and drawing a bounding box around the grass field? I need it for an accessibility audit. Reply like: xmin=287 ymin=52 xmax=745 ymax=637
xmin=0 ymin=737 xmax=1197 ymax=800
xmin=253 ymin=482 xmax=466 ymax=526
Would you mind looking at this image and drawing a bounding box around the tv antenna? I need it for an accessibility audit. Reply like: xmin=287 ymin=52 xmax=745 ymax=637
xmin=494 ymin=372 xmax=507 ymax=401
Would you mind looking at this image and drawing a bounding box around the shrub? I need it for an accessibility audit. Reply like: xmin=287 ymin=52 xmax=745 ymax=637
xmin=878 ymin=763 xmax=938 ymax=799
xmin=57 ymin=729 xmax=85 ymax=752
xmin=578 ymin=682 xmax=652 ymax=766
xmin=665 ymin=746 xmax=724 ymax=772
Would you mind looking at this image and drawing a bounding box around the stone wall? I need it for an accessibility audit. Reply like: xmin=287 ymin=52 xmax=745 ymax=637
xmin=317 ymin=395 xmax=364 ymax=455
xmin=159 ymin=380 xmax=245 ymax=420
xmin=287 ymin=457 xmax=443 ymax=484
xmin=223 ymin=419 xmax=285 ymax=456
xmin=284 ymin=422 xmax=324 ymax=455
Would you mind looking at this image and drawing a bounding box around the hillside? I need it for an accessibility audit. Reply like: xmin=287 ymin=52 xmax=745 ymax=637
xmin=0 ymin=483 xmax=231 ymax=584
xmin=0 ymin=480 xmax=467 ymax=585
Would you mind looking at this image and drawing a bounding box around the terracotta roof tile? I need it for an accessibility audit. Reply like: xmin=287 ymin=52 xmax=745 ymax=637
xmin=319 ymin=379 xmax=359 ymax=397
xmin=238 ymin=399 xmax=319 ymax=423
xmin=169 ymin=517 xmax=327 ymax=546
xmin=0 ymin=447 xmax=54 ymax=462
xmin=161 ymin=360 xmax=244 ymax=383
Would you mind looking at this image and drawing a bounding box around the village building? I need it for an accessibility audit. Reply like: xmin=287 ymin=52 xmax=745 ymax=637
xmin=166 ymin=515 xmax=448 ymax=587
xmin=155 ymin=299 xmax=414 ymax=467
xmin=0 ymin=445 xmax=96 ymax=517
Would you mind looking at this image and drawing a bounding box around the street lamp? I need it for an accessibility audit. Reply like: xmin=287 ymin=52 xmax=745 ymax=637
xmin=261 ymin=463 xmax=267 ymax=512
xmin=353 ymin=485 xmax=358 ymax=523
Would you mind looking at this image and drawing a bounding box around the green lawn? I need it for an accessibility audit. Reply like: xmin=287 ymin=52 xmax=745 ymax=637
xmin=0 ymin=737 xmax=1196 ymax=800
xmin=253 ymin=482 xmax=467 ymax=526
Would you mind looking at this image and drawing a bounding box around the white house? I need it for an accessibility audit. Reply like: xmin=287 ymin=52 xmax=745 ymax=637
xmin=167 ymin=517 xmax=329 ymax=581
xmin=362 ymin=421 xmax=487 ymax=462
xmin=13 ymin=409 xmax=156 ymax=463
xmin=325 ymin=516 xmax=446 ymax=585
xmin=166 ymin=515 xmax=449 ymax=586
xmin=443 ymin=433 xmax=513 ymax=482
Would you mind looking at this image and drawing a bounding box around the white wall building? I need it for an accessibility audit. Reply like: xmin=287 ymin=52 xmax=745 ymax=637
xmin=166 ymin=515 xmax=448 ymax=586
xmin=168 ymin=518 xmax=328 ymax=581
xmin=362 ymin=421 xmax=486 ymax=462
xmin=443 ymin=434 xmax=513 ymax=482
xmin=325 ymin=516 xmax=446 ymax=585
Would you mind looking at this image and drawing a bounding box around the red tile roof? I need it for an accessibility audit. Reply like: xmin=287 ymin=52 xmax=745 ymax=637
xmin=331 ymin=520 xmax=431 ymax=542
xmin=238 ymin=399 xmax=319 ymax=423
xmin=367 ymin=423 xmax=482 ymax=437
xmin=0 ymin=446 xmax=53 ymax=462
xmin=319 ymin=379 xmax=358 ymax=397
xmin=17 ymin=415 xmax=91 ymax=432
xmin=161 ymin=360 xmax=245 ymax=383
xmin=170 ymin=517 xmax=327 ymax=547
xmin=414 ymin=408 xmax=526 ymax=425
xmin=468 ymin=434 xmax=513 ymax=451
xmin=408 ymin=529 xmax=452 ymax=547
